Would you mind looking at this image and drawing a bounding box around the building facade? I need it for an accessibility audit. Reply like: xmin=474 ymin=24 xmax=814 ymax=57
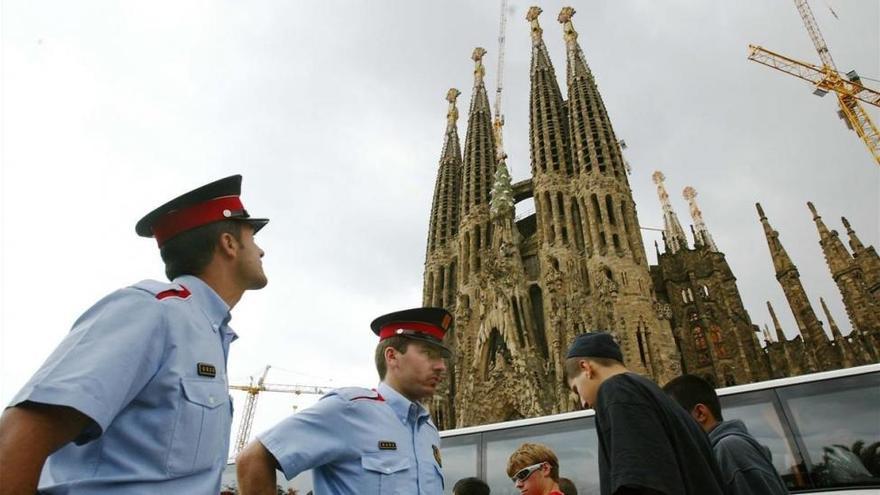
xmin=422 ymin=7 xmax=879 ymax=429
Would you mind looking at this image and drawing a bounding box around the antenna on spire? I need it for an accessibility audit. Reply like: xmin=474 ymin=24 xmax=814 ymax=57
xmin=493 ymin=0 xmax=509 ymax=162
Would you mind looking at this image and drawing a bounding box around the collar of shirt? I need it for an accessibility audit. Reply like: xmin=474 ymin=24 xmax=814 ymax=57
xmin=377 ymin=382 xmax=429 ymax=426
xmin=173 ymin=274 xmax=237 ymax=343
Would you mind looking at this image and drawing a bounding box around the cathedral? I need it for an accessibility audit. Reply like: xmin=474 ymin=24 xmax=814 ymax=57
xmin=421 ymin=7 xmax=879 ymax=429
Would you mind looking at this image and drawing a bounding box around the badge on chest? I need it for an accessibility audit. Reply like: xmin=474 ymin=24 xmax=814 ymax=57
xmin=378 ymin=441 xmax=397 ymax=451
xmin=197 ymin=362 xmax=217 ymax=378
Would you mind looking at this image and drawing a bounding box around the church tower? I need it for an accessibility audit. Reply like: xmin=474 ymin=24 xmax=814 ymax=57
xmin=558 ymin=7 xmax=680 ymax=384
xmin=756 ymin=203 xmax=831 ymax=370
xmin=423 ymin=89 xmax=463 ymax=428
xmin=650 ymin=177 xmax=769 ymax=386
xmin=808 ymin=203 xmax=880 ymax=359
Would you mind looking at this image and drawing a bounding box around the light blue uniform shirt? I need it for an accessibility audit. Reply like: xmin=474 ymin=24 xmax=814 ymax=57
xmin=259 ymin=381 xmax=445 ymax=495
xmin=10 ymin=275 xmax=237 ymax=494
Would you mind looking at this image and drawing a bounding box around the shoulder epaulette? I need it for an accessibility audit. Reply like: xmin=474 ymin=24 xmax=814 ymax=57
xmin=323 ymin=387 xmax=385 ymax=402
xmin=131 ymin=280 xmax=192 ymax=300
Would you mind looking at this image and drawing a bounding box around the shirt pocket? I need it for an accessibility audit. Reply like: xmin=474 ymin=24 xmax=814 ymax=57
xmin=361 ymin=451 xmax=412 ymax=494
xmin=167 ymin=377 xmax=230 ymax=475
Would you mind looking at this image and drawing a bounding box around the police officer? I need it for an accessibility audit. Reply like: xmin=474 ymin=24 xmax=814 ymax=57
xmin=236 ymin=307 xmax=451 ymax=495
xmin=0 ymin=175 xmax=269 ymax=494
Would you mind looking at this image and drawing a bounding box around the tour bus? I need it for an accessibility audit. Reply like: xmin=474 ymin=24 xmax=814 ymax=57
xmin=221 ymin=363 xmax=880 ymax=494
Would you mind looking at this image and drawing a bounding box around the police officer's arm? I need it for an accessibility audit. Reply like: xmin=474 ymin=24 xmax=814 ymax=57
xmin=0 ymin=402 xmax=91 ymax=494
xmin=237 ymin=439 xmax=282 ymax=495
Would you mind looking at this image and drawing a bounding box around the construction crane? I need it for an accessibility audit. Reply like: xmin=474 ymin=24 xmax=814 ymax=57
xmin=747 ymin=0 xmax=880 ymax=166
xmin=229 ymin=365 xmax=329 ymax=456
xmin=492 ymin=0 xmax=509 ymax=161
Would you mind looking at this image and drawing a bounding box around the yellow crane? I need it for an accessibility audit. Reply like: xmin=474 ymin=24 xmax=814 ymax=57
xmin=747 ymin=0 xmax=880 ymax=166
xmin=229 ymin=365 xmax=330 ymax=457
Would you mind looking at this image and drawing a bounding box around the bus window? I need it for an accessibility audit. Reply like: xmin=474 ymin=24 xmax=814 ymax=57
xmin=719 ymin=389 xmax=809 ymax=490
xmin=440 ymin=433 xmax=480 ymax=494
xmin=777 ymin=372 xmax=880 ymax=489
xmin=482 ymin=417 xmax=599 ymax=495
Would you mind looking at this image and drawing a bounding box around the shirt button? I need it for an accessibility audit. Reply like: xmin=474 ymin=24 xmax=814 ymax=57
xmin=209 ymin=396 xmax=215 ymax=405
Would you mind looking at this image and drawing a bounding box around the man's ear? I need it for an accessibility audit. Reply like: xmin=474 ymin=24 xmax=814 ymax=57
xmin=578 ymin=359 xmax=592 ymax=377
xmin=692 ymin=403 xmax=712 ymax=423
xmin=217 ymin=232 xmax=240 ymax=258
xmin=384 ymin=346 xmax=398 ymax=370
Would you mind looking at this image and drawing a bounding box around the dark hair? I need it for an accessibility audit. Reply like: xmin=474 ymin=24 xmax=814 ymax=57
xmin=452 ymin=477 xmax=490 ymax=495
xmin=662 ymin=374 xmax=723 ymax=421
xmin=558 ymin=477 xmax=578 ymax=495
xmin=374 ymin=336 xmax=412 ymax=380
xmin=160 ymin=220 xmax=243 ymax=280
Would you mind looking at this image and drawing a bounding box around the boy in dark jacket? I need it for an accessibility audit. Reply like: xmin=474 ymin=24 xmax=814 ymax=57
xmin=663 ymin=374 xmax=789 ymax=495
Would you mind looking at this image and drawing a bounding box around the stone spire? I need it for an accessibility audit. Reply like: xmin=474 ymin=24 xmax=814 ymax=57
xmin=526 ymin=6 xmax=571 ymax=177
xmin=820 ymin=297 xmax=844 ymax=340
xmin=762 ymin=324 xmax=774 ymax=344
xmin=767 ymin=301 xmax=787 ymax=343
xmin=653 ymin=171 xmax=688 ymax=254
xmin=459 ymin=47 xmax=497 ymax=219
xmin=842 ymin=216 xmax=866 ymax=253
xmin=842 ymin=216 xmax=880 ymax=303
xmin=560 ymin=6 xmax=627 ymax=179
xmin=683 ymin=186 xmax=718 ymax=252
xmin=426 ymin=89 xmax=463 ymax=256
xmin=756 ymin=203 xmax=796 ymax=276
xmin=808 ymin=202 xmax=852 ymax=275
xmin=757 ymin=203 xmax=828 ymax=369
xmin=809 ymin=202 xmax=880 ymax=348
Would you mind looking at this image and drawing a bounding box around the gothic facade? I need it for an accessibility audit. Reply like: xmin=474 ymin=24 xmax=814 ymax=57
xmin=421 ymin=7 xmax=879 ymax=429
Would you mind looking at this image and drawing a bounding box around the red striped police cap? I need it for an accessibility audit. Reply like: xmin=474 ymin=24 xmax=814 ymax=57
xmin=135 ymin=175 xmax=268 ymax=247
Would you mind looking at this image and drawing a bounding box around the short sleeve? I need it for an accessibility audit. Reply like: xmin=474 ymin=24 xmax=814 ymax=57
xmin=600 ymin=400 xmax=683 ymax=494
xmin=9 ymin=288 xmax=167 ymax=443
xmin=258 ymin=394 xmax=355 ymax=480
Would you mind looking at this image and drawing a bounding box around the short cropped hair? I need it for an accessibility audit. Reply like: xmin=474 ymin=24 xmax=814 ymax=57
xmin=452 ymin=477 xmax=490 ymax=495
xmin=558 ymin=477 xmax=578 ymax=495
xmin=160 ymin=220 xmax=243 ymax=280
xmin=374 ymin=336 xmax=412 ymax=380
xmin=506 ymin=442 xmax=560 ymax=482
xmin=563 ymin=356 xmax=619 ymax=380
xmin=662 ymin=374 xmax=724 ymax=421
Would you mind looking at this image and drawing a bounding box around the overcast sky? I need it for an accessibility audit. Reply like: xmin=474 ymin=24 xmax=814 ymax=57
xmin=2 ymin=1 xmax=878 ymax=445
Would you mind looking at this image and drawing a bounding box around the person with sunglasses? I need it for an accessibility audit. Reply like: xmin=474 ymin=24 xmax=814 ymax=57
xmin=506 ymin=443 xmax=565 ymax=495
xmin=565 ymin=332 xmax=725 ymax=495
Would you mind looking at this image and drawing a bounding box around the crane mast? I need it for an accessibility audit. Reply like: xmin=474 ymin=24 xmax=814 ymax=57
xmin=493 ymin=0 xmax=508 ymax=161
xmin=748 ymin=0 xmax=880 ymax=166
xmin=229 ymin=365 xmax=329 ymax=457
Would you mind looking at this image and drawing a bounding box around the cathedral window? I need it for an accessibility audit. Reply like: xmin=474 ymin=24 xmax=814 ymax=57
xmin=701 ymin=285 xmax=710 ymax=299
xmin=528 ymin=285 xmax=549 ymax=359
xmin=605 ymin=195 xmax=616 ymax=225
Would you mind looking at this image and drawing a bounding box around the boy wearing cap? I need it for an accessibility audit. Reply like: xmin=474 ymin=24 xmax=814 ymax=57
xmin=236 ymin=307 xmax=450 ymax=495
xmin=0 ymin=175 xmax=269 ymax=494
xmin=564 ymin=332 xmax=724 ymax=495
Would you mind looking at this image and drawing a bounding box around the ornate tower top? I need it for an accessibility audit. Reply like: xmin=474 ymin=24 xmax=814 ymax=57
xmin=446 ymin=88 xmax=461 ymax=127
xmin=807 ymin=201 xmax=853 ymax=274
xmin=653 ymin=171 xmax=688 ymax=254
xmin=472 ymin=47 xmax=488 ymax=86
xmin=682 ymin=186 xmax=719 ymax=252
xmin=841 ymin=216 xmax=866 ymax=253
xmin=526 ymin=6 xmax=543 ymax=43
xmin=558 ymin=7 xmax=578 ymax=44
